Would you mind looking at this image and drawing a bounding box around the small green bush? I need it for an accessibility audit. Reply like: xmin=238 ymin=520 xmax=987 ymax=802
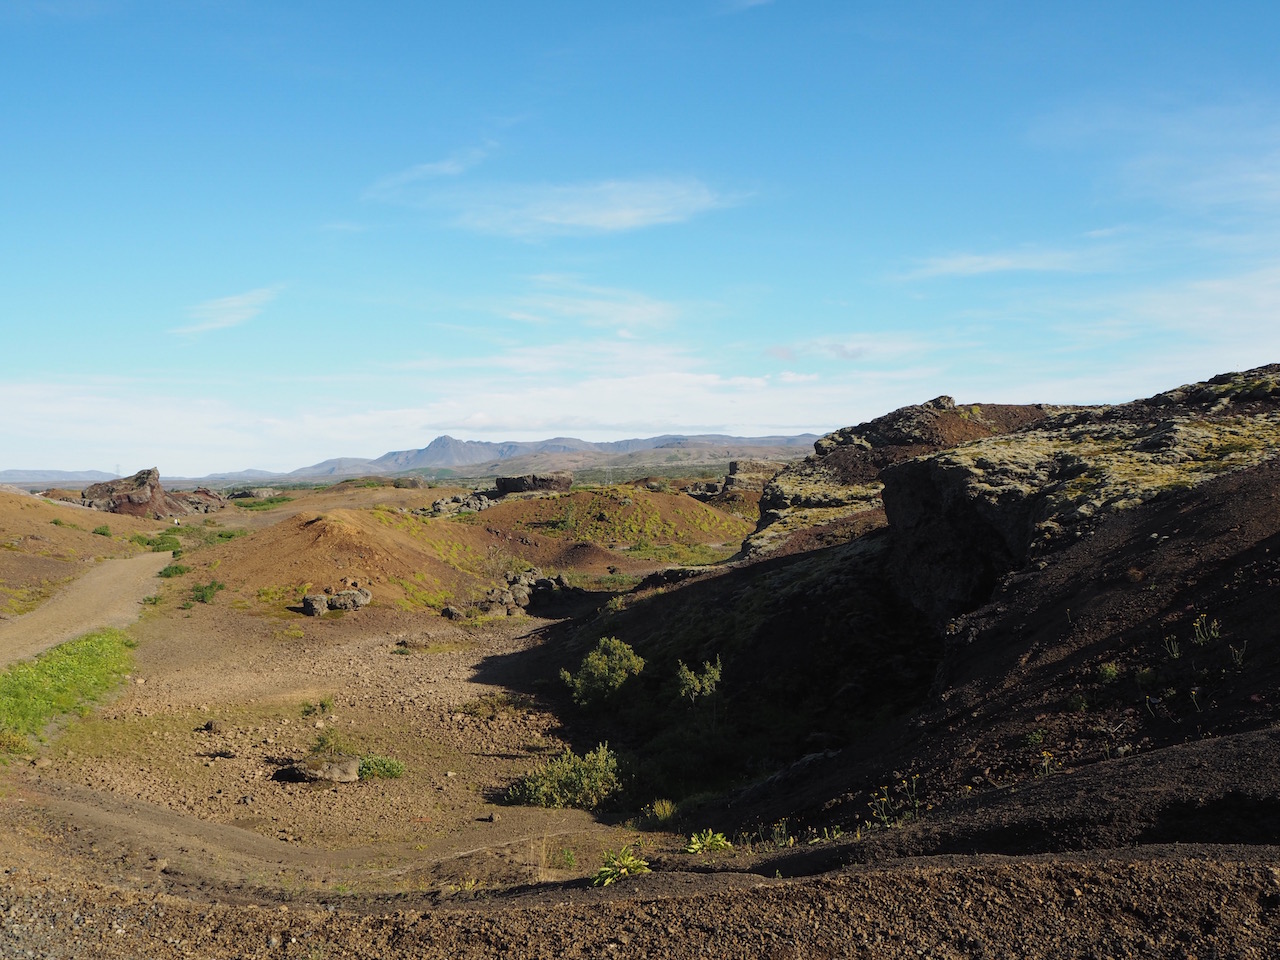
xmin=189 ymin=580 xmax=225 ymax=603
xmin=560 ymin=637 xmax=645 ymax=707
xmin=158 ymin=564 xmax=190 ymax=579
xmin=92 ymin=525 xmax=111 ymax=537
xmin=506 ymin=743 xmax=621 ymax=810
xmin=358 ymin=755 xmax=406 ymax=779
xmin=1097 ymin=662 xmax=1120 ymax=684
xmin=685 ymin=829 xmax=732 ymax=854
xmin=592 ymin=846 xmax=649 ymax=886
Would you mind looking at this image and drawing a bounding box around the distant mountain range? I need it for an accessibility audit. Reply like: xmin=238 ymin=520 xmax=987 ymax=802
xmin=4 ymin=433 xmax=820 ymax=488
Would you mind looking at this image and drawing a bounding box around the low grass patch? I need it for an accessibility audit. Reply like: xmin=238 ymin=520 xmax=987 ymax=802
xmin=234 ymin=495 xmax=294 ymax=512
xmin=358 ymin=755 xmax=406 ymax=779
xmin=189 ymin=580 xmax=226 ymax=603
xmin=0 ymin=628 xmax=135 ymax=752
xmin=157 ymin=563 xmax=190 ymax=578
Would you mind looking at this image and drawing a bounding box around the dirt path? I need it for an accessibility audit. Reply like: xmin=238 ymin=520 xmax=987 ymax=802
xmin=0 ymin=552 xmax=172 ymax=667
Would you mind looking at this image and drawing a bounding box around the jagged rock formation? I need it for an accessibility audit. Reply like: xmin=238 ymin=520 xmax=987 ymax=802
xmin=744 ymin=398 xmax=1057 ymax=556
xmin=75 ymin=468 xmax=226 ymax=519
xmin=495 ymin=473 xmax=572 ymax=495
xmin=882 ymin=365 xmax=1280 ymax=623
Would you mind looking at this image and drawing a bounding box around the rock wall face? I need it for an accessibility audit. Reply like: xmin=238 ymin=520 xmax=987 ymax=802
xmin=495 ymin=473 xmax=572 ymax=495
xmin=882 ymin=365 xmax=1280 ymax=623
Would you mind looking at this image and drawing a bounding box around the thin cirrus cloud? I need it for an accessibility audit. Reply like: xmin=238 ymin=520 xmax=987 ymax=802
xmin=905 ymin=249 xmax=1084 ymax=279
xmin=452 ymin=177 xmax=729 ymax=237
xmin=362 ymin=145 xmax=493 ymax=202
xmin=171 ymin=286 xmax=280 ymax=335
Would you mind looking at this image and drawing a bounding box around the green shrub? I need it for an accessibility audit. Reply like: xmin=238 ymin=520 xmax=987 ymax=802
xmin=158 ymin=564 xmax=190 ymax=579
xmin=1097 ymin=662 xmax=1120 ymax=684
xmin=92 ymin=525 xmax=111 ymax=537
xmin=358 ymin=755 xmax=406 ymax=779
xmin=560 ymin=637 xmax=645 ymax=707
xmin=592 ymin=846 xmax=649 ymax=886
xmin=189 ymin=580 xmax=225 ymax=604
xmin=685 ymin=829 xmax=732 ymax=854
xmin=506 ymin=743 xmax=621 ymax=810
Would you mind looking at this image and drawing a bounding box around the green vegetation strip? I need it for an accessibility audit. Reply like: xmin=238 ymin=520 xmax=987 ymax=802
xmin=0 ymin=628 xmax=135 ymax=753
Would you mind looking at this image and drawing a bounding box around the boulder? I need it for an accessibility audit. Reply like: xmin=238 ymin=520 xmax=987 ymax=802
xmin=295 ymin=755 xmax=360 ymax=783
xmin=302 ymin=595 xmax=330 ymax=617
xmin=495 ymin=473 xmax=572 ymax=495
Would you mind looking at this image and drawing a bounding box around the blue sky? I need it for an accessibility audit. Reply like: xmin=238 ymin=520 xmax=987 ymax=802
xmin=4 ymin=1 xmax=1280 ymax=475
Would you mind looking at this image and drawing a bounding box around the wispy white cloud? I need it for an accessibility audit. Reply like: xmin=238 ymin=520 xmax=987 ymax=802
xmin=906 ymin=249 xmax=1086 ymax=279
xmin=172 ymin=286 xmax=280 ymax=335
xmin=363 ymin=144 xmax=493 ymax=201
xmin=501 ymin=275 xmax=682 ymax=330
xmin=450 ymin=177 xmax=731 ymax=237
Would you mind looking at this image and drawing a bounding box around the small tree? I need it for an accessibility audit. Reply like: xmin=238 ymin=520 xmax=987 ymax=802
xmin=560 ymin=636 xmax=645 ymax=708
xmin=676 ymin=655 xmax=723 ymax=732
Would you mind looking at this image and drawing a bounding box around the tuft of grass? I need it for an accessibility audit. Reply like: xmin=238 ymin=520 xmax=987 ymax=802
xmin=1097 ymin=662 xmax=1120 ymax=684
xmin=91 ymin=525 xmax=112 ymax=537
xmin=157 ymin=563 xmax=190 ymax=579
xmin=309 ymin=728 xmax=355 ymax=757
xmin=0 ymin=628 xmax=135 ymax=750
xmin=592 ymin=846 xmax=650 ymax=886
xmin=643 ymin=798 xmax=677 ymax=827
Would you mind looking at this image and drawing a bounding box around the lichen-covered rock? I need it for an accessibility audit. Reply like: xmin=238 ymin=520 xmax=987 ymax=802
xmin=882 ymin=365 xmax=1280 ymax=622
xmin=302 ymin=595 xmax=330 ymax=617
xmin=744 ymin=400 xmax=1057 ymax=556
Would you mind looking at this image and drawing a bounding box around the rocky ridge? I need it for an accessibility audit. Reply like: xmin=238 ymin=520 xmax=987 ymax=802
xmin=883 ymin=365 xmax=1280 ymax=622
xmin=744 ymin=396 xmax=1057 ymax=556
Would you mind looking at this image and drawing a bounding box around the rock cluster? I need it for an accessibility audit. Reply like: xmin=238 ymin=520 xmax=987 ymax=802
xmin=431 ymin=493 xmax=494 ymax=514
xmin=475 ymin=569 xmax=576 ymax=616
xmin=495 ymin=473 xmax=572 ymax=495
xmin=76 ymin=468 xmax=227 ymax=519
xmin=228 ymin=488 xmax=279 ymax=500
xmin=302 ymin=585 xmax=373 ymax=616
